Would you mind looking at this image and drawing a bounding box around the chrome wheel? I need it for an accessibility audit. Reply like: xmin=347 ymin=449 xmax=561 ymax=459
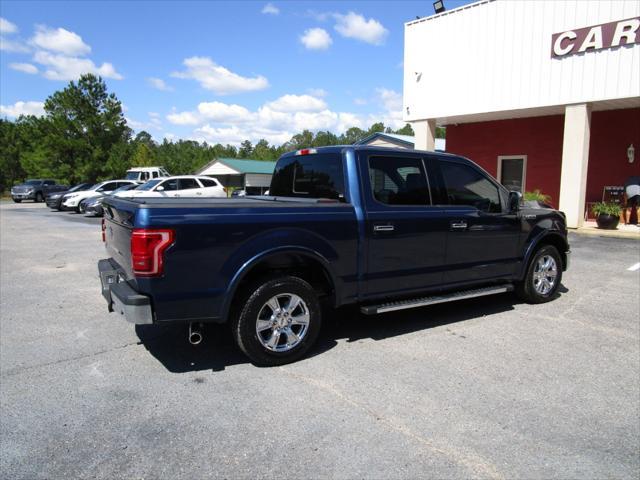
xmin=255 ymin=293 xmax=310 ymax=352
xmin=532 ymin=255 xmax=558 ymax=295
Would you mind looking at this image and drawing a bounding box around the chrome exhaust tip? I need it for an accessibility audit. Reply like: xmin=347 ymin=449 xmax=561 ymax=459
xmin=188 ymin=323 xmax=203 ymax=345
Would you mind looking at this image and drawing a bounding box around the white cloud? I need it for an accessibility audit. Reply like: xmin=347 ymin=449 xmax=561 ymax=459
xmin=307 ymin=88 xmax=327 ymax=98
xmin=197 ymin=101 xmax=252 ymax=122
xmin=0 ymin=37 xmax=30 ymax=53
xmin=31 ymin=25 xmax=91 ymax=55
xmin=0 ymin=101 xmax=45 ymax=118
xmin=171 ymin=56 xmax=269 ymax=95
xmin=9 ymin=62 xmax=38 ymax=74
xmin=126 ymin=113 xmax=163 ymax=132
xmin=168 ymin=87 xmax=404 ymax=147
xmin=33 ymin=50 xmax=122 ymax=81
xmin=334 ymin=12 xmax=388 ymax=45
xmin=376 ymin=88 xmax=402 ymax=112
xmin=147 ymin=77 xmax=173 ymax=91
xmin=0 ymin=17 xmax=18 ymax=34
xmin=265 ymin=94 xmax=327 ymax=113
xmin=166 ymin=110 xmax=200 ymax=126
xmin=262 ymin=3 xmax=279 ymax=15
xmin=353 ymin=98 xmax=367 ymax=106
xmin=300 ymin=28 xmax=332 ymax=50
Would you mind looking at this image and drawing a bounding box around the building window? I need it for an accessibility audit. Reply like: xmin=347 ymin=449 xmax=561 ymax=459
xmin=497 ymin=156 xmax=527 ymax=193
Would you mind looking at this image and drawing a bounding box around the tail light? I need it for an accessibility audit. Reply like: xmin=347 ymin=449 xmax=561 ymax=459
xmin=295 ymin=148 xmax=317 ymax=156
xmin=101 ymin=218 xmax=106 ymax=242
xmin=131 ymin=228 xmax=175 ymax=277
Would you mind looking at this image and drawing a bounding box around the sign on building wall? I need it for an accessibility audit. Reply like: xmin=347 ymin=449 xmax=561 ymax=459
xmin=552 ymin=17 xmax=640 ymax=58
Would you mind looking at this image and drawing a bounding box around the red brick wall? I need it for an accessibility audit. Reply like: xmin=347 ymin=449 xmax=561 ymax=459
xmin=445 ymin=108 xmax=640 ymax=208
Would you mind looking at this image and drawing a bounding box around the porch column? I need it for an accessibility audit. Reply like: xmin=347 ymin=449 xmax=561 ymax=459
xmin=412 ymin=119 xmax=437 ymax=151
xmin=559 ymin=103 xmax=592 ymax=228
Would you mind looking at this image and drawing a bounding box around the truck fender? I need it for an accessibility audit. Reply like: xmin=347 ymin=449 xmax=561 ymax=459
xmin=220 ymin=246 xmax=338 ymax=321
xmin=517 ymin=230 xmax=568 ymax=280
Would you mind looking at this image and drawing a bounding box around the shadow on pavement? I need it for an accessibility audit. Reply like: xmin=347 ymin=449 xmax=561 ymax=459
xmin=135 ymin=287 xmax=565 ymax=373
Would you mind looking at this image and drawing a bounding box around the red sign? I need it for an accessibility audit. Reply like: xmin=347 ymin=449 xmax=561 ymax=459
xmin=551 ymin=17 xmax=640 ymax=58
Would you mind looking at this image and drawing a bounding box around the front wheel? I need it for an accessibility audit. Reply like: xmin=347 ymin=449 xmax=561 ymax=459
xmin=516 ymin=245 xmax=563 ymax=304
xmin=232 ymin=276 xmax=322 ymax=366
xmin=35 ymin=192 xmax=44 ymax=203
xmin=13 ymin=199 xmax=22 ymax=203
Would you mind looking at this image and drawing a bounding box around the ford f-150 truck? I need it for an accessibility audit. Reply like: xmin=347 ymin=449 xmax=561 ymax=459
xmin=99 ymin=146 xmax=570 ymax=366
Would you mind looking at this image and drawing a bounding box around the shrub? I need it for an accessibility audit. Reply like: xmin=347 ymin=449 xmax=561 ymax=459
xmin=591 ymin=202 xmax=622 ymax=217
xmin=524 ymin=189 xmax=551 ymax=204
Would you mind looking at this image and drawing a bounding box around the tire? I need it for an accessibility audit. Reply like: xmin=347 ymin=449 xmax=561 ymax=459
xmin=231 ymin=275 xmax=322 ymax=366
xmin=13 ymin=199 xmax=22 ymax=203
xmin=516 ymin=245 xmax=563 ymax=304
xmin=35 ymin=192 xmax=44 ymax=203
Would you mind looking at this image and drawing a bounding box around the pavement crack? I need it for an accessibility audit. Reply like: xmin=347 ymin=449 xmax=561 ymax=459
xmin=0 ymin=341 xmax=140 ymax=378
xmin=278 ymin=366 xmax=505 ymax=480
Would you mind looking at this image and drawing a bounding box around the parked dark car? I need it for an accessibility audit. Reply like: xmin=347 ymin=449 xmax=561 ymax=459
xmin=46 ymin=183 xmax=94 ymax=210
xmin=99 ymin=146 xmax=570 ymax=366
xmin=11 ymin=179 xmax=67 ymax=203
xmin=84 ymin=184 xmax=139 ymax=217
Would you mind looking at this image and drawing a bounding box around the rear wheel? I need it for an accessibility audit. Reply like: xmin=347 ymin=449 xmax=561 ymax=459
xmin=516 ymin=245 xmax=562 ymax=304
xmin=231 ymin=276 xmax=322 ymax=366
xmin=13 ymin=199 xmax=21 ymax=203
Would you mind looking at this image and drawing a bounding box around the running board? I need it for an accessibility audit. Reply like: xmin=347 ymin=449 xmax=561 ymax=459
xmin=360 ymin=285 xmax=514 ymax=315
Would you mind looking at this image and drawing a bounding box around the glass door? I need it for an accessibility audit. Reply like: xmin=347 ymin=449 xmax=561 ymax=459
xmin=497 ymin=156 xmax=526 ymax=193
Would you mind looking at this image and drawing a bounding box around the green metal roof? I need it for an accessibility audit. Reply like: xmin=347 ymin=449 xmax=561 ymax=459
xmin=217 ymin=158 xmax=276 ymax=174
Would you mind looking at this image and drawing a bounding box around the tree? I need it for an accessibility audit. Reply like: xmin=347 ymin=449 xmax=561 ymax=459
xmin=42 ymin=74 xmax=130 ymax=183
xmin=394 ymin=123 xmax=414 ymax=136
xmin=131 ymin=142 xmax=155 ymax=167
xmin=238 ymin=140 xmax=254 ymax=158
xmin=341 ymin=127 xmax=366 ymax=145
xmin=367 ymin=122 xmax=385 ymax=135
xmin=0 ymin=119 xmax=26 ymax=190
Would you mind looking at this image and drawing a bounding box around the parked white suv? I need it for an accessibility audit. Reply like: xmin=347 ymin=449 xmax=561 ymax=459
xmin=62 ymin=180 xmax=140 ymax=211
xmin=114 ymin=175 xmax=226 ymax=199
xmin=124 ymin=166 xmax=170 ymax=182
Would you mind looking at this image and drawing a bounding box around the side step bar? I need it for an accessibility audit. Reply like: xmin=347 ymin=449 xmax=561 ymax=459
xmin=360 ymin=285 xmax=514 ymax=315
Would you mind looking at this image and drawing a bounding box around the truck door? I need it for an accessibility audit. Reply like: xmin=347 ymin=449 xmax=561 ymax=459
xmin=433 ymin=158 xmax=521 ymax=284
xmin=362 ymin=152 xmax=448 ymax=298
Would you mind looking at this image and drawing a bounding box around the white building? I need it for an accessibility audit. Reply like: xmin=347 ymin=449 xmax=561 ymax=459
xmin=404 ymin=0 xmax=640 ymax=227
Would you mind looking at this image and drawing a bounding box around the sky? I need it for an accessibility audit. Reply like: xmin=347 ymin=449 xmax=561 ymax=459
xmin=0 ymin=0 xmax=473 ymax=146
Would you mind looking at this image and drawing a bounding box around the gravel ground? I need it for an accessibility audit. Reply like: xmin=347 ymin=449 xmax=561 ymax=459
xmin=1 ymin=201 xmax=639 ymax=479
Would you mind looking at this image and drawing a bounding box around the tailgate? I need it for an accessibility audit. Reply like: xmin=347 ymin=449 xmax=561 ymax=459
xmin=102 ymin=197 xmax=137 ymax=278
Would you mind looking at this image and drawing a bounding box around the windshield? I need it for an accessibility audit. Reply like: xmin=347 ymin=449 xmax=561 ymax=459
xmin=136 ymin=179 xmax=162 ymax=191
xmin=24 ymin=180 xmax=43 ymax=186
xmin=69 ymin=183 xmax=93 ymax=192
xmin=112 ymin=184 xmax=138 ymax=194
xmin=124 ymin=171 xmax=140 ymax=180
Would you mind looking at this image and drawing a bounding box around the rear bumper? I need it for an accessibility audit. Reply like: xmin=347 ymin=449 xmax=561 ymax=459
xmin=98 ymin=258 xmax=153 ymax=324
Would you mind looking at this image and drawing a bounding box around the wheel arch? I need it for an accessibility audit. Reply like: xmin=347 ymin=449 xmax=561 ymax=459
xmin=221 ymin=246 xmax=338 ymax=322
xmin=518 ymin=231 xmax=568 ymax=280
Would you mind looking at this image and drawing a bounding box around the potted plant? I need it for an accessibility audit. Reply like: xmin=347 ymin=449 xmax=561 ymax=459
xmin=591 ymin=202 xmax=622 ymax=229
xmin=523 ymin=189 xmax=552 ymax=208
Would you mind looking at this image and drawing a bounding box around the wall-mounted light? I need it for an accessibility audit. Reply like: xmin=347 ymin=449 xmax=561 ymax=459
xmin=628 ymin=144 xmax=635 ymax=163
xmin=433 ymin=1 xmax=446 ymax=14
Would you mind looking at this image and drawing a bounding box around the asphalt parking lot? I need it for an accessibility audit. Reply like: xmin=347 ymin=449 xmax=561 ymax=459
xmin=1 ymin=201 xmax=639 ymax=479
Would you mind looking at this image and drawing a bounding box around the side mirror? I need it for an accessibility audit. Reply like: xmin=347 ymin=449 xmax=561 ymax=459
xmin=509 ymin=191 xmax=522 ymax=213
xmin=156 ymin=186 xmax=164 ymax=192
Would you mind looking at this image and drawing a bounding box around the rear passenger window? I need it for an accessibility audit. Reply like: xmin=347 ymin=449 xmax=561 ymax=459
xmin=200 ymin=178 xmax=219 ymax=187
xmin=440 ymin=162 xmax=502 ymax=213
xmin=270 ymin=154 xmax=345 ymax=201
xmin=179 ymin=179 xmax=200 ymax=190
xmin=368 ymin=157 xmax=431 ymax=205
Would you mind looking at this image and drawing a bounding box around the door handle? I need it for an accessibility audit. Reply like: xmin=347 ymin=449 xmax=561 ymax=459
xmin=196 ymin=192 xmax=203 ymax=196
xmin=450 ymin=221 xmax=468 ymax=231
xmin=374 ymin=225 xmax=395 ymax=232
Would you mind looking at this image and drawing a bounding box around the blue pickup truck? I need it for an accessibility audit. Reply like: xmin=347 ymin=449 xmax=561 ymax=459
xmin=99 ymin=146 xmax=570 ymax=366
